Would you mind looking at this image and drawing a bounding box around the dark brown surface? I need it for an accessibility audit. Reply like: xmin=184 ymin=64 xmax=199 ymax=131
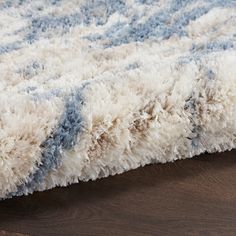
xmin=0 ymin=150 xmax=235 ymax=236
xmin=0 ymin=230 xmax=29 ymax=236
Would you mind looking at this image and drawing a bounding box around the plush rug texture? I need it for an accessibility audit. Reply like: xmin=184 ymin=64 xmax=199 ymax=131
xmin=0 ymin=0 xmax=236 ymax=199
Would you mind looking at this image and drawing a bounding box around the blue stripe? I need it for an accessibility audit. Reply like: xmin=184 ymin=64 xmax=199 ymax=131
xmin=25 ymin=13 xmax=82 ymax=43
xmin=86 ymin=0 xmax=236 ymax=47
xmin=0 ymin=41 xmax=22 ymax=55
xmin=178 ymin=39 xmax=235 ymax=65
xmin=7 ymin=85 xmax=86 ymax=198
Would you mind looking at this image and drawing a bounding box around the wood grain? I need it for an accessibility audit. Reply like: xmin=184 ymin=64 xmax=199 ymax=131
xmin=0 ymin=150 xmax=235 ymax=236
xmin=0 ymin=230 xmax=29 ymax=236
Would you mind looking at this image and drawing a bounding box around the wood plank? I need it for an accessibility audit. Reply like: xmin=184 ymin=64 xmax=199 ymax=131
xmin=0 ymin=150 xmax=235 ymax=236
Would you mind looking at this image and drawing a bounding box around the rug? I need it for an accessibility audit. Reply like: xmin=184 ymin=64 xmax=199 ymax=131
xmin=0 ymin=0 xmax=235 ymax=199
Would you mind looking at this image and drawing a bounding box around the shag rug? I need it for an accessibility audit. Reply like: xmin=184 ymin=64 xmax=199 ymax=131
xmin=0 ymin=0 xmax=236 ymax=200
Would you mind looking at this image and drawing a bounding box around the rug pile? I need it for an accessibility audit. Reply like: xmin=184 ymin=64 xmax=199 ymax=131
xmin=0 ymin=0 xmax=235 ymax=199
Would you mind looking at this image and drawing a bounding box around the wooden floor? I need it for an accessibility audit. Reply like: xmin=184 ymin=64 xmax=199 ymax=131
xmin=0 ymin=150 xmax=235 ymax=236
